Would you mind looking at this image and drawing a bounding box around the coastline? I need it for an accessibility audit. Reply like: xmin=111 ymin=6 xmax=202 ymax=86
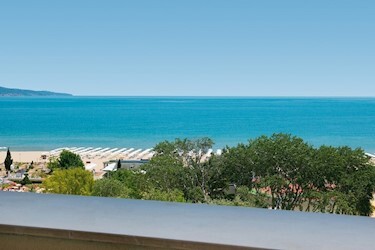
xmin=1 ymin=97 xmax=375 ymax=153
xmin=0 ymin=147 xmax=155 ymax=177
xmin=0 ymin=151 xmax=45 ymax=163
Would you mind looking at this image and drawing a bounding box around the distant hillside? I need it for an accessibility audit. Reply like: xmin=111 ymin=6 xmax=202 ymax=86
xmin=0 ymin=86 xmax=72 ymax=96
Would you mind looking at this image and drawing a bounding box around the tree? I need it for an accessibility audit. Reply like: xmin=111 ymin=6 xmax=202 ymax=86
xmin=141 ymin=188 xmax=185 ymax=202
xmin=210 ymin=186 xmax=269 ymax=208
xmin=143 ymin=155 xmax=186 ymax=193
xmin=21 ymin=173 xmax=32 ymax=185
xmin=219 ymin=133 xmax=375 ymax=215
xmin=310 ymin=146 xmax=375 ymax=216
xmin=220 ymin=144 xmax=255 ymax=187
xmin=66 ymin=135 xmax=375 ymax=216
xmin=4 ymin=148 xmax=13 ymax=175
xmin=48 ymin=150 xmax=84 ymax=170
xmin=248 ymin=134 xmax=314 ymax=210
xmin=109 ymin=169 xmax=148 ymax=199
xmin=43 ymin=168 xmax=94 ymax=195
xmin=92 ymin=178 xmax=130 ymax=198
xmin=220 ymin=134 xmax=314 ymax=210
xmin=150 ymin=137 xmax=216 ymax=202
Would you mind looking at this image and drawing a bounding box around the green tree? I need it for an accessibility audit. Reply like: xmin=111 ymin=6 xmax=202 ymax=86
xmin=92 ymin=178 xmax=130 ymax=198
xmin=256 ymin=134 xmax=313 ymax=210
xmin=221 ymin=133 xmax=314 ymax=210
xmin=75 ymin=135 xmax=375 ymax=216
xmin=150 ymin=137 xmax=217 ymax=202
xmin=141 ymin=188 xmax=186 ymax=202
xmin=211 ymin=186 xmax=269 ymax=208
xmin=219 ymin=134 xmax=375 ymax=215
xmin=310 ymin=146 xmax=375 ymax=216
xmin=4 ymin=148 xmax=13 ymax=175
xmin=143 ymin=155 xmax=186 ymax=192
xmin=48 ymin=150 xmax=84 ymax=170
xmin=220 ymin=144 xmax=255 ymax=187
xmin=20 ymin=173 xmax=32 ymax=185
xmin=109 ymin=169 xmax=148 ymax=199
xmin=43 ymin=168 xmax=94 ymax=195
xmin=143 ymin=157 xmax=205 ymax=202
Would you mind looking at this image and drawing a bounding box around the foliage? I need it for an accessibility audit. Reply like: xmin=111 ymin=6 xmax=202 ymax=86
xmin=4 ymin=148 xmax=13 ymax=172
xmin=138 ymin=135 xmax=375 ymax=215
xmin=219 ymin=134 xmax=375 ymax=215
xmin=85 ymin=134 xmax=375 ymax=216
xmin=141 ymin=188 xmax=185 ymax=202
xmin=43 ymin=168 xmax=94 ymax=195
xmin=210 ymin=186 xmax=269 ymax=208
xmin=108 ymin=169 xmax=157 ymax=199
xmin=48 ymin=150 xmax=84 ymax=170
xmin=151 ymin=138 xmax=217 ymax=202
xmin=143 ymin=155 xmax=185 ymax=192
xmin=92 ymin=178 xmax=130 ymax=198
xmin=20 ymin=173 xmax=32 ymax=185
xmin=312 ymin=146 xmax=375 ymax=216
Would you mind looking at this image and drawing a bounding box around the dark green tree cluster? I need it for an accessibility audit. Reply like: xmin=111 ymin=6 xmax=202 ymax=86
xmin=147 ymin=137 xmax=222 ymax=202
xmin=90 ymin=134 xmax=375 ymax=216
xmin=218 ymin=134 xmax=375 ymax=216
xmin=91 ymin=138 xmax=214 ymax=202
xmin=48 ymin=150 xmax=84 ymax=170
xmin=92 ymin=169 xmax=185 ymax=202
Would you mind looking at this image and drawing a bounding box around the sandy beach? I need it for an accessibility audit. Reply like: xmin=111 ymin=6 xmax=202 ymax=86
xmin=0 ymin=148 xmax=154 ymax=176
xmin=0 ymin=151 xmax=46 ymax=164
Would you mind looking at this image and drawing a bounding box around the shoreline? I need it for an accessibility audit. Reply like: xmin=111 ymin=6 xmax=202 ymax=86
xmin=2 ymin=144 xmax=375 ymax=154
xmin=0 ymin=151 xmax=46 ymax=163
xmin=0 ymin=147 xmax=156 ymax=176
xmin=1 ymin=147 xmax=373 ymax=172
xmin=1 ymin=97 xmax=375 ymax=155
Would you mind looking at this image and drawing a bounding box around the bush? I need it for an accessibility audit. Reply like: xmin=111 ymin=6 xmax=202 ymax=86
xmin=142 ymin=188 xmax=185 ymax=202
xmin=43 ymin=168 xmax=94 ymax=195
xmin=92 ymin=178 xmax=130 ymax=198
xmin=20 ymin=174 xmax=32 ymax=185
xmin=48 ymin=150 xmax=84 ymax=170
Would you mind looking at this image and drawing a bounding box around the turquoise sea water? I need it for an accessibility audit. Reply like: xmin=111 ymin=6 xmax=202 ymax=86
xmin=0 ymin=97 xmax=374 ymax=152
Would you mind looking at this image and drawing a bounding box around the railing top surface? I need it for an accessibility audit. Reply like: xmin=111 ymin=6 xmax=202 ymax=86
xmin=0 ymin=191 xmax=374 ymax=250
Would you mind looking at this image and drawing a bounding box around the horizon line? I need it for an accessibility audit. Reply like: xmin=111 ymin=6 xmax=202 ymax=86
xmin=3 ymin=95 xmax=375 ymax=98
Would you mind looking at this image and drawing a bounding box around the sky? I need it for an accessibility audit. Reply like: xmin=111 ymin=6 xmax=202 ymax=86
xmin=0 ymin=0 xmax=374 ymax=96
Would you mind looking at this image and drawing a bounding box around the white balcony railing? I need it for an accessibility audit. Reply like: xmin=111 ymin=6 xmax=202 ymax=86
xmin=0 ymin=191 xmax=374 ymax=249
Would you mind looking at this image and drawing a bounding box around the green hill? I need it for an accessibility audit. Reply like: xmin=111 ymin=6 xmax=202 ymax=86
xmin=0 ymin=86 xmax=72 ymax=96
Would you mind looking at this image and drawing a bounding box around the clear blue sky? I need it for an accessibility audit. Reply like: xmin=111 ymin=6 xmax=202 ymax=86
xmin=0 ymin=0 xmax=374 ymax=96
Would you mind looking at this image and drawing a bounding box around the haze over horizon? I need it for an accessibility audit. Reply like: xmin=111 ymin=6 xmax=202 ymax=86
xmin=2 ymin=85 xmax=375 ymax=98
xmin=1 ymin=1 xmax=374 ymax=96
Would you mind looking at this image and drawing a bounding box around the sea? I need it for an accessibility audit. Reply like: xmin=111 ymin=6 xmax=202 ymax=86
xmin=0 ymin=97 xmax=374 ymax=153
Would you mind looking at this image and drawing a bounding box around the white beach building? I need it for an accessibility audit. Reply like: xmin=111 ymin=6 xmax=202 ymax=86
xmin=102 ymin=162 xmax=117 ymax=172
